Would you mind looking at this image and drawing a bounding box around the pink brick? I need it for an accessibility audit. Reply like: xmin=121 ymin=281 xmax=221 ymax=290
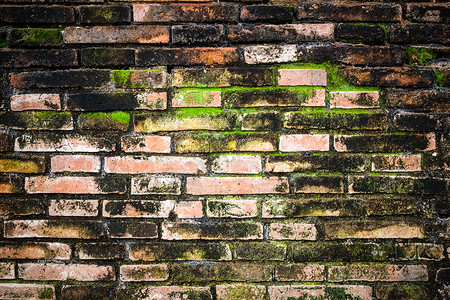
xmin=15 ymin=134 xmax=115 ymax=152
xmin=268 ymin=285 xmax=326 ymax=299
xmin=207 ymin=200 xmax=258 ymax=218
xmin=0 ymin=242 xmax=71 ymax=260
xmin=269 ymin=223 xmax=317 ymax=240
xmin=187 ymin=177 xmax=289 ymax=195
xmin=0 ymin=263 xmax=14 ymax=279
xmin=137 ymin=92 xmax=167 ymax=110
xmin=18 ymin=263 xmax=115 ymax=281
xmin=25 ymin=176 xmax=125 ymax=194
xmin=103 ymin=200 xmax=202 ymax=218
xmin=172 ymin=90 xmax=221 ymax=108
xmin=0 ymin=284 xmax=55 ymax=300
xmin=49 ymin=200 xmax=99 ymax=217
xmin=10 ymin=94 xmax=61 ymax=111
xmin=51 ymin=155 xmax=101 ymax=173
xmin=279 ymin=134 xmax=329 ymax=152
xmin=216 ymin=285 xmax=266 ymax=300
xmin=278 ymin=69 xmax=327 ymax=86
xmin=105 ymin=156 xmax=206 ymax=174
xmin=211 ymin=155 xmax=262 ymax=174
xmin=328 ymin=264 xmax=428 ymax=282
xmin=120 ymin=264 xmax=169 ymax=282
xmin=131 ymin=176 xmax=182 ymax=195
xmin=330 ymin=91 xmax=380 ymax=109
xmin=275 ymin=264 xmax=325 ymax=281
xmin=371 ymin=154 xmax=421 ymax=172
xmin=121 ymin=135 xmax=171 ymax=153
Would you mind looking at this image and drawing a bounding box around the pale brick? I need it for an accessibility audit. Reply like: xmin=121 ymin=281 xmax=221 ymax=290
xmin=51 ymin=155 xmax=101 ymax=173
xmin=131 ymin=176 xmax=182 ymax=195
xmin=0 ymin=284 xmax=55 ymax=300
xmin=269 ymin=223 xmax=317 ymax=240
xmin=0 ymin=263 xmax=15 ymax=279
xmin=211 ymin=155 xmax=262 ymax=174
xmin=278 ymin=69 xmax=327 ymax=86
xmin=10 ymin=94 xmax=61 ymax=111
xmin=328 ymin=264 xmax=428 ymax=282
xmin=244 ymin=44 xmax=298 ymax=64
xmin=279 ymin=134 xmax=329 ymax=152
xmin=15 ymin=134 xmax=115 ymax=152
xmin=25 ymin=176 xmax=125 ymax=194
xmin=121 ymin=135 xmax=171 ymax=153
xmin=0 ymin=242 xmax=71 ymax=260
xmin=105 ymin=156 xmax=206 ymax=174
xmin=187 ymin=177 xmax=288 ymax=195
xmin=268 ymin=286 xmax=326 ymax=299
xmin=49 ymin=199 xmax=99 ymax=217
xmin=18 ymin=263 xmax=115 ymax=281
xmin=216 ymin=285 xmax=266 ymax=300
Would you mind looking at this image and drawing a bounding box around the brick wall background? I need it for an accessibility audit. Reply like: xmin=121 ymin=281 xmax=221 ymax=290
xmin=0 ymin=0 xmax=449 ymax=299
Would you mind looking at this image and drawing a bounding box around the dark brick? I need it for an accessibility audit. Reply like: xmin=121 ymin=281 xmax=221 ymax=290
xmin=393 ymin=112 xmax=442 ymax=132
xmin=406 ymin=4 xmax=449 ymax=23
xmin=0 ymin=177 xmax=22 ymax=193
xmin=375 ymin=284 xmax=432 ymax=300
xmin=61 ymin=285 xmax=112 ymax=300
xmin=80 ymin=48 xmax=134 ymax=67
xmin=9 ymin=70 xmax=111 ymax=89
xmin=365 ymin=197 xmax=418 ymax=216
xmin=234 ymin=242 xmax=286 ymax=261
xmin=172 ymin=24 xmax=223 ymax=44
xmin=341 ymin=67 xmax=434 ymax=88
xmin=390 ymin=24 xmax=450 ymax=44
xmin=7 ymin=28 xmax=63 ymax=47
xmin=67 ymin=93 xmax=141 ymax=111
xmin=0 ymin=199 xmax=44 ymax=216
xmin=0 ymin=111 xmax=72 ymax=130
xmin=242 ymin=112 xmax=281 ymax=131
xmin=0 ymin=6 xmax=74 ymax=24
xmin=350 ymin=176 xmax=447 ymax=194
xmin=297 ymin=3 xmax=402 ymax=22
xmin=335 ymin=134 xmax=435 ymax=152
xmin=335 ymin=24 xmax=386 ymax=44
xmin=0 ymin=49 xmax=77 ymax=68
xmin=293 ymin=177 xmax=345 ymax=193
xmin=106 ymin=221 xmax=158 ymax=239
xmin=240 ymin=5 xmax=293 ymax=23
xmin=436 ymin=68 xmax=449 ymax=87
xmin=0 ymin=130 xmax=12 ymax=152
xmin=225 ymin=89 xmax=323 ymax=108
xmin=383 ymin=89 xmax=449 ymax=110
xmin=79 ymin=5 xmax=131 ymax=24
xmin=75 ymin=243 xmax=126 ymax=260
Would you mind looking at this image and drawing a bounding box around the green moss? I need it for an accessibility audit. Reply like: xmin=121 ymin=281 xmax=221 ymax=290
xmin=407 ymin=47 xmax=437 ymax=65
xmin=0 ymin=39 xmax=7 ymax=47
xmin=112 ymin=70 xmax=132 ymax=87
xmin=435 ymin=69 xmax=448 ymax=87
xmin=38 ymin=288 xmax=54 ymax=299
xmin=9 ymin=28 xmax=62 ymax=45
xmin=80 ymin=111 xmax=130 ymax=124
xmin=173 ymin=108 xmax=226 ymax=119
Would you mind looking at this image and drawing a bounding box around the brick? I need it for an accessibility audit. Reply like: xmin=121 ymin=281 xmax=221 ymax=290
xmin=187 ymin=177 xmax=288 ymax=195
xmin=116 ymin=286 xmax=211 ymax=300
xmin=172 ymin=90 xmax=221 ymax=108
xmin=393 ymin=112 xmax=442 ymax=132
xmin=171 ymin=262 xmax=273 ymax=282
xmin=172 ymin=67 xmax=272 ymax=87
xmin=334 ymin=134 xmax=436 ymax=152
xmin=269 ymin=223 xmax=317 ymax=240
xmin=131 ymin=176 xmax=181 ymax=195
xmin=278 ymin=69 xmax=327 ymax=86
xmin=136 ymin=47 xmax=239 ymax=66
xmin=162 ymin=220 xmax=263 ymax=240
xmin=0 ymin=199 xmax=43 ymax=216
xmin=172 ymin=24 xmax=223 ymax=44
xmin=375 ymin=284 xmax=431 ymax=300
xmin=211 ymin=155 xmax=261 ymax=174
xmin=25 ymin=176 xmax=126 ymax=194
xmin=6 ymin=28 xmax=61 ymax=48
xmin=0 ymin=6 xmax=74 ymax=24
xmin=227 ymin=89 xmax=326 ymax=108
xmin=384 ymin=89 xmax=450 ymax=110
xmin=397 ymin=243 xmax=445 ymax=261
xmin=390 ymin=24 xmax=449 ymax=44
xmin=10 ymin=94 xmax=61 ymax=111
xmin=342 ymin=67 xmax=434 ymax=88
xmin=279 ymin=134 xmax=329 ymax=152
xmin=336 ymin=24 xmax=386 ymax=44
xmin=0 ymin=156 xmax=45 ymax=173
xmin=80 ymin=48 xmax=134 ymax=67
xmin=294 ymin=176 xmax=345 ymax=193
xmin=0 ymin=263 xmax=14 ymax=279
xmin=4 ymin=220 xmax=103 ymax=239
xmin=120 ymin=264 xmax=168 ymax=282
xmin=63 ymin=26 xmax=169 ymax=44
xmin=349 ymin=176 xmax=447 ymax=194
xmin=0 ymin=49 xmax=77 ymax=68
xmin=18 ymin=263 xmax=115 ymax=281
xmin=268 ymin=286 xmax=326 ymax=299
xmin=68 ymin=93 xmax=166 ymax=111
xmin=328 ymin=264 xmax=428 ymax=282
xmin=0 ymin=177 xmax=22 ymax=194
xmin=79 ymin=5 xmax=131 ymax=24
xmin=105 ymin=156 xmax=206 ymax=174
xmin=104 ymin=200 xmax=202 ymax=218
xmin=207 ymin=200 xmax=258 ymax=218
xmin=61 ymin=285 xmax=111 ymax=300
xmin=0 ymin=111 xmax=72 ymax=131
xmin=241 ymin=5 xmax=292 ymax=22
xmin=266 ymin=154 xmax=367 ymax=173
xmin=129 ymin=242 xmax=232 ymax=261
xmin=242 ymin=112 xmax=281 ymax=131
xmin=113 ymin=69 xmax=167 ymax=89
xmin=298 ymin=3 xmax=402 ymax=22
xmin=78 ymin=111 xmax=132 ymax=130
xmin=406 ymin=4 xmax=449 ymax=23
xmin=106 ymin=221 xmax=158 ymax=239
xmin=0 ymin=242 xmax=71 ymax=259
xmin=275 ymin=264 xmax=325 ymax=281
xmin=133 ymin=4 xmax=239 ymax=23
xmin=49 ymin=200 xmax=99 ymax=217
xmin=76 ymin=243 xmax=126 ymax=260
xmin=437 ymin=268 xmax=450 ymax=283
xmin=234 ymin=242 xmax=286 ymax=261
xmin=121 ymin=135 xmax=171 ymax=153
xmin=10 ymin=70 xmax=110 ymax=89
xmin=330 ymin=91 xmax=379 ymax=109
xmin=51 ymin=155 xmax=101 ymax=173
xmin=244 ymin=44 xmax=298 ymax=64
xmin=324 ymin=219 xmax=424 ymax=239
xmin=216 ymin=285 xmax=266 ymax=300
xmin=371 ymin=155 xmax=421 ymax=172
xmin=0 ymin=284 xmax=55 ymax=300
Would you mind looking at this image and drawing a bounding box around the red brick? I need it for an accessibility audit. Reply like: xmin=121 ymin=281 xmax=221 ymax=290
xmin=105 ymin=156 xmax=206 ymax=174
xmin=211 ymin=155 xmax=262 ymax=174
xmin=268 ymin=286 xmax=325 ymax=299
xmin=278 ymin=69 xmax=327 ymax=86
xmin=207 ymin=200 xmax=257 ymax=218
xmin=187 ymin=177 xmax=288 ymax=195
xmin=18 ymin=263 xmax=115 ymax=281
xmin=15 ymin=134 xmax=115 ymax=152
xmin=63 ymin=25 xmax=169 ymax=44
xmin=328 ymin=264 xmax=428 ymax=282
xmin=117 ymin=286 xmax=211 ymax=300
xmin=0 ymin=263 xmax=14 ymax=279
xmin=279 ymin=134 xmax=329 ymax=152
xmin=330 ymin=91 xmax=380 ymax=109
xmin=49 ymin=200 xmax=99 ymax=217
xmin=275 ymin=264 xmax=325 ymax=281
xmin=0 ymin=284 xmax=55 ymax=300
xmin=10 ymin=94 xmax=61 ymax=111
xmin=51 ymin=155 xmax=101 ymax=173
xmin=216 ymin=285 xmax=266 ymax=300
xmin=172 ymin=90 xmax=221 ymax=108
xmin=121 ymin=135 xmax=171 ymax=153
xmin=25 ymin=176 xmax=125 ymax=194
xmin=0 ymin=242 xmax=71 ymax=260
xmin=131 ymin=176 xmax=181 ymax=195
xmin=244 ymin=44 xmax=298 ymax=64
xmin=269 ymin=223 xmax=317 ymax=240
xmin=120 ymin=264 xmax=169 ymax=281
xmin=107 ymin=221 xmax=158 ymax=239
xmin=103 ymin=200 xmax=203 ymax=218
xmin=371 ymin=155 xmax=421 ymax=172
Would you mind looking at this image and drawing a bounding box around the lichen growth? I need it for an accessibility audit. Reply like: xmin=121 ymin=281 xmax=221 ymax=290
xmin=8 ymin=28 xmax=62 ymax=45
xmin=80 ymin=111 xmax=130 ymax=124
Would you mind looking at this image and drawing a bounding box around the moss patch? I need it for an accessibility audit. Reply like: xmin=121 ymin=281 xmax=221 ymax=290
xmin=8 ymin=28 xmax=62 ymax=46
xmin=407 ymin=47 xmax=436 ymax=65
xmin=80 ymin=111 xmax=130 ymax=124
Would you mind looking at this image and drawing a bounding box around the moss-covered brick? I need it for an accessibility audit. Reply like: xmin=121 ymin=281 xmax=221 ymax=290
xmin=0 ymin=111 xmax=72 ymax=130
xmin=80 ymin=48 xmax=134 ymax=67
xmin=241 ymin=112 xmax=281 ymax=131
xmin=61 ymin=285 xmax=112 ymax=300
xmin=436 ymin=69 xmax=449 ymax=87
xmin=0 ymin=199 xmax=44 ymax=216
xmin=216 ymin=285 xmax=266 ymax=300
xmin=234 ymin=242 xmax=287 ymax=260
xmin=407 ymin=47 xmax=437 ymax=65
xmin=336 ymin=24 xmax=386 ymax=44
xmin=375 ymin=284 xmax=433 ymax=300
xmin=349 ymin=176 xmax=447 ymax=194
xmin=79 ymin=5 xmax=131 ymax=24
xmin=113 ymin=69 xmax=167 ymax=89
xmin=391 ymin=24 xmax=449 ymax=45
xmin=365 ymin=196 xmax=417 ymax=216
xmin=75 ymin=243 xmax=126 ymax=260
xmin=78 ymin=111 xmax=130 ymax=131
xmin=0 ymin=156 xmax=45 ymax=173
xmin=116 ymin=286 xmax=211 ymax=300
xmin=106 ymin=221 xmax=158 ymax=239
xmin=7 ymin=28 xmax=62 ymax=47
xmin=172 ymin=90 xmax=221 ymax=108
xmin=294 ymin=176 xmax=345 ymax=193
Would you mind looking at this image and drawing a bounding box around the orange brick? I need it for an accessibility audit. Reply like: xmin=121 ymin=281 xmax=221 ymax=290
xmin=330 ymin=91 xmax=379 ymax=109
xmin=121 ymin=135 xmax=171 ymax=153
xmin=105 ymin=156 xmax=206 ymax=174
xmin=25 ymin=176 xmax=126 ymax=194
xmin=51 ymin=155 xmax=101 ymax=173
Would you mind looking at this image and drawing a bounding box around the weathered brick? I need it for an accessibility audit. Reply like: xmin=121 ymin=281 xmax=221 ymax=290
xmin=172 ymin=90 xmax=221 ymax=108
xmin=393 ymin=111 xmax=443 ymax=132
xmin=0 ymin=199 xmax=43 ymax=216
xmin=76 ymin=243 xmax=126 ymax=260
xmin=113 ymin=69 xmax=167 ymax=89
xmin=162 ymin=220 xmax=263 ymax=240
xmin=397 ymin=243 xmax=445 ymax=261
xmin=227 ymin=89 xmax=326 ymax=107
xmin=330 ymin=91 xmax=379 ymax=109
xmin=371 ymin=155 xmax=421 ymax=172
xmin=216 ymin=285 xmax=266 ymax=300
xmin=49 ymin=200 xmax=99 ymax=217
xmin=211 ymin=155 xmax=261 ymax=174
xmin=328 ymin=264 xmax=428 ymax=282
xmin=0 ymin=111 xmax=72 ymax=131
xmin=294 ymin=176 xmax=344 ymax=193
xmin=335 ymin=24 xmax=386 ymax=44
xmin=207 ymin=200 xmax=258 ymax=218
xmin=275 ymin=264 xmax=325 ymax=281
xmin=103 ymin=200 xmax=203 ymax=218
xmin=0 ymin=262 xmax=15 ymax=279
xmin=121 ymin=135 xmax=171 ymax=153
xmin=0 ymin=156 xmax=45 ymax=173
xmin=334 ymin=134 xmax=436 ymax=152
xmin=0 ymin=6 xmax=75 ymax=24
xmin=116 ymin=286 xmax=211 ymax=300
xmin=10 ymin=94 xmax=61 ymax=111
xmin=80 ymin=48 xmax=134 ymax=67
xmin=342 ymin=67 xmax=434 ymax=87
xmin=0 ymin=242 xmax=71 ymax=259
xmin=63 ymin=26 xmax=169 ymax=44
xmin=129 ymin=242 xmax=232 ymax=261
xmin=78 ymin=5 xmax=131 ymax=24
xmin=18 ymin=263 xmax=115 ymax=281
xmin=172 ymin=24 xmax=223 ymax=44
xmin=136 ymin=47 xmax=239 ymax=66
xmin=6 ymin=28 xmax=62 ymax=47
xmin=384 ymin=89 xmax=450 ymax=110
xmin=61 ymin=285 xmax=111 ymax=300
xmin=268 ymin=285 xmax=325 ymax=299
xmin=25 ymin=176 xmax=126 ymax=194
xmin=106 ymin=221 xmax=158 ymax=239
xmin=234 ymin=242 xmax=286 ymax=261
xmin=120 ymin=264 xmax=169 ymax=281
xmin=0 ymin=49 xmax=77 ymax=68
xmin=279 ymin=134 xmax=330 ymax=152
xmin=241 ymin=5 xmax=292 ymax=22
xmin=390 ymin=24 xmax=449 ymax=44
xmin=406 ymin=4 xmax=449 ymax=23
xmin=436 ymin=268 xmax=450 ymax=283
xmin=278 ymin=69 xmax=327 ymax=86
xmin=241 ymin=112 xmax=281 ymax=131
xmin=298 ymin=3 xmax=402 ymax=22
xmin=4 ymin=220 xmax=104 ymax=239
xmin=244 ymin=44 xmax=298 ymax=64
xmin=0 ymin=284 xmax=55 ymax=300
xmin=0 ymin=177 xmax=22 ymax=194
xmin=349 ymin=176 xmax=447 ymax=194
xmin=51 ymin=155 xmax=101 ymax=173
xmin=375 ymin=284 xmax=431 ymax=300
xmin=187 ymin=177 xmax=288 ymax=195
xmin=269 ymin=223 xmax=318 ymax=240
xmin=82 ymin=111 xmax=131 ymax=131
xmin=68 ymin=93 xmax=167 ymax=111
xmin=105 ymin=156 xmax=206 ymax=174
xmin=131 ymin=176 xmax=181 ymax=195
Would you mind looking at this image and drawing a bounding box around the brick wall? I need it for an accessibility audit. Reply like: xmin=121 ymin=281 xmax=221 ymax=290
xmin=0 ymin=0 xmax=449 ymax=299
